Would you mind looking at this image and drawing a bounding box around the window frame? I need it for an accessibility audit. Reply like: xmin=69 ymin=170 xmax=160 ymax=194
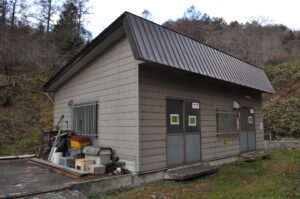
xmin=216 ymin=108 xmax=240 ymax=136
xmin=73 ymin=102 xmax=98 ymax=137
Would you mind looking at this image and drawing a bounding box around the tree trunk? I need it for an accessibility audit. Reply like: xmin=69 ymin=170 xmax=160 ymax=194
xmin=0 ymin=0 xmax=8 ymax=31
xmin=10 ymin=0 xmax=17 ymax=29
xmin=46 ymin=0 xmax=52 ymax=49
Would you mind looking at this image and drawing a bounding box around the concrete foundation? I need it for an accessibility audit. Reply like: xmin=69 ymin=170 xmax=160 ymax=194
xmin=204 ymin=156 xmax=239 ymax=166
xmin=72 ymin=171 xmax=165 ymax=196
xmin=71 ymin=175 xmax=133 ymax=196
xmin=71 ymin=156 xmax=242 ymax=196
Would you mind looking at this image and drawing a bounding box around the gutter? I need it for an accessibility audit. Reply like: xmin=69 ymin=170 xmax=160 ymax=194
xmin=0 ymin=154 xmax=35 ymax=160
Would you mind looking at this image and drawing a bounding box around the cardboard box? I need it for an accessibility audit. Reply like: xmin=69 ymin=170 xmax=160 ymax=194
xmin=75 ymin=159 xmax=95 ymax=171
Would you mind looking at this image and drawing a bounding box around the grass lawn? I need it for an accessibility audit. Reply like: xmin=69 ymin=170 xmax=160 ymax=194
xmin=91 ymin=149 xmax=300 ymax=199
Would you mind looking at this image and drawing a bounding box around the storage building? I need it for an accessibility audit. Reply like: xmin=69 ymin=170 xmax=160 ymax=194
xmin=44 ymin=12 xmax=274 ymax=174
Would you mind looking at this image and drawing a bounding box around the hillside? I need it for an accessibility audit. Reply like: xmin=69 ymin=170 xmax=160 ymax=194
xmin=0 ymin=75 xmax=52 ymax=155
xmin=163 ymin=6 xmax=300 ymax=66
xmin=0 ymin=0 xmax=89 ymax=155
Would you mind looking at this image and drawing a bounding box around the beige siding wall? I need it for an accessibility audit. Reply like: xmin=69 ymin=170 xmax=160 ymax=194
xmin=53 ymin=36 xmax=139 ymax=172
xmin=139 ymin=66 xmax=264 ymax=173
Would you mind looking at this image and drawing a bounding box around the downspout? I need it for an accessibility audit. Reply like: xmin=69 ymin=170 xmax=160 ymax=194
xmin=136 ymin=62 xmax=140 ymax=173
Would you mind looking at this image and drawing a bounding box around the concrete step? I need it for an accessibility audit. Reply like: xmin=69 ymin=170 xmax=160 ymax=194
xmin=240 ymin=151 xmax=271 ymax=162
xmin=28 ymin=190 xmax=88 ymax=199
xmin=164 ymin=165 xmax=219 ymax=180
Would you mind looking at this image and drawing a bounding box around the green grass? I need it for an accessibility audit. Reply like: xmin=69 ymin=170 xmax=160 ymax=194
xmin=0 ymin=130 xmax=41 ymax=156
xmin=91 ymin=149 xmax=300 ymax=199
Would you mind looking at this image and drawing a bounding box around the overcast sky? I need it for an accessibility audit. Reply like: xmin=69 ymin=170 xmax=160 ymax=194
xmin=85 ymin=0 xmax=300 ymax=37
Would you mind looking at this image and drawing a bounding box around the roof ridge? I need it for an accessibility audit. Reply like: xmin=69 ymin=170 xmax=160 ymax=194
xmin=123 ymin=11 xmax=264 ymax=71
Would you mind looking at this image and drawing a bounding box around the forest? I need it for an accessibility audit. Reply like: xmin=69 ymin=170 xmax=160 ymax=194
xmin=0 ymin=3 xmax=299 ymax=155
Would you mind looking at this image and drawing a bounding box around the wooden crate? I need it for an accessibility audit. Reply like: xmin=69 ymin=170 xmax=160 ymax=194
xmin=75 ymin=159 xmax=95 ymax=171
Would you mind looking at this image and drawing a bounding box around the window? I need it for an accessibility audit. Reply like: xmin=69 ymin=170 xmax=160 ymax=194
xmin=73 ymin=102 xmax=98 ymax=136
xmin=216 ymin=109 xmax=239 ymax=136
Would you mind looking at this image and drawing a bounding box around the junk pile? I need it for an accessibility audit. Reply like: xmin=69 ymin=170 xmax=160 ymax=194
xmin=37 ymin=115 xmax=128 ymax=176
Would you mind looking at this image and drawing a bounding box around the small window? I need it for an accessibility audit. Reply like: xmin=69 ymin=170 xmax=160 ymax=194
xmin=73 ymin=102 xmax=98 ymax=137
xmin=216 ymin=109 xmax=239 ymax=136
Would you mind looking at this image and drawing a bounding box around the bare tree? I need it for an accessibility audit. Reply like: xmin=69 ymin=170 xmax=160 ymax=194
xmin=0 ymin=0 xmax=9 ymax=31
xmin=77 ymin=0 xmax=87 ymax=30
xmin=34 ymin=0 xmax=59 ymax=48
xmin=9 ymin=0 xmax=16 ymax=28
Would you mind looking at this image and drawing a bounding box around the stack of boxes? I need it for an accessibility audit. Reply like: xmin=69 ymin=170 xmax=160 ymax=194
xmin=83 ymin=146 xmax=111 ymax=175
xmin=58 ymin=136 xmax=112 ymax=175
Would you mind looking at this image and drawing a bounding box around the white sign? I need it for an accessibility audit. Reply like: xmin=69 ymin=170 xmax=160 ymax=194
xmin=260 ymin=122 xmax=264 ymax=130
xmin=250 ymin=109 xmax=255 ymax=114
xmin=170 ymin=114 xmax=180 ymax=125
xmin=248 ymin=116 xmax=253 ymax=124
xmin=188 ymin=115 xmax=197 ymax=126
xmin=192 ymin=102 xmax=199 ymax=109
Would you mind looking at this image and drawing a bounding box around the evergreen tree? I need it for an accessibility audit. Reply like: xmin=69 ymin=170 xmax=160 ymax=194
xmin=53 ymin=0 xmax=90 ymax=60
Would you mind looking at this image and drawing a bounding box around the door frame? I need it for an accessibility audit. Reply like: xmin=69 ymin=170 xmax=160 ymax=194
xmin=239 ymin=107 xmax=256 ymax=154
xmin=165 ymin=97 xmax=202 ymax=168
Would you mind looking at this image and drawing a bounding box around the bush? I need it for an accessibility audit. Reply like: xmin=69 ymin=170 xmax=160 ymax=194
xmin=263 ymin=96 xmax=300 ymax=137
xmin=264 ymin=61 xmax=300 ymax=89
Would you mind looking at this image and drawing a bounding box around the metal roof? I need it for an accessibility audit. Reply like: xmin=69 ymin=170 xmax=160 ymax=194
xmin=44 ymin=12 xmax=274 ymax=93
xmin=124 ymin=12 xmax=274 ymax=93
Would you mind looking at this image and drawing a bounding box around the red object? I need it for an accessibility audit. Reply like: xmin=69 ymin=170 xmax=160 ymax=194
xmin=71 ymin=136 xmax=90 ymax=143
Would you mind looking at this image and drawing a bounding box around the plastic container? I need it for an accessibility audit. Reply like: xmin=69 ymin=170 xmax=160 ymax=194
xmin=85 ymin=149 xmax=111 ymax=165
xmin=69 ymin=148 xmax=82 ymax=156
xmin=59 ymin=156 xmax=75 ymax=167
xmin=71 ymin=136 xmax=91 ymax=148
xmin=83 ymin=146 xmax=100 ymax=155
xmin=52 ymin=152 xmax=63 ymax=164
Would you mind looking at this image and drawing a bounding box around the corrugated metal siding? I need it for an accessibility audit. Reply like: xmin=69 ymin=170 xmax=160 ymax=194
xmin=124 ymin=13 xmax=274 ymax=93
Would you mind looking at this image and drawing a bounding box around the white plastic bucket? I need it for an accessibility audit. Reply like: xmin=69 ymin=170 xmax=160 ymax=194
xmin=52 ymin=152 xmax=63 ymax=164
